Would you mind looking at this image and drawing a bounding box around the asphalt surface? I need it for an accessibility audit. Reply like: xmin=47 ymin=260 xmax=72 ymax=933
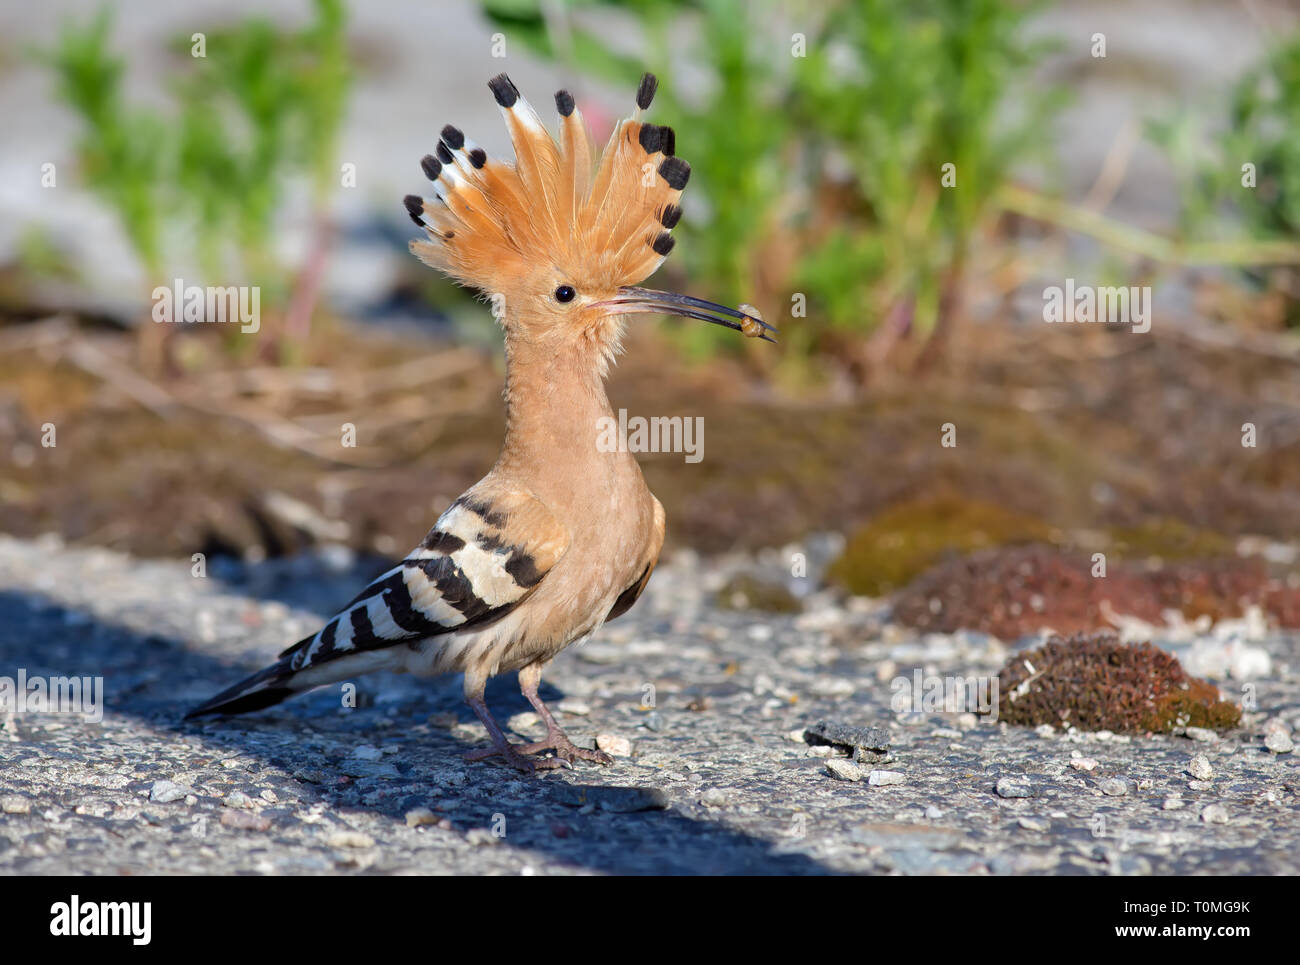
xmin=0 ymin=533 xmax=1296 ymax=875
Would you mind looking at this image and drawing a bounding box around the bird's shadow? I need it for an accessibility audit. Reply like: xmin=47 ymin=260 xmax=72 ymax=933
xmin=0 ymin=568 xmax=838 ymax=875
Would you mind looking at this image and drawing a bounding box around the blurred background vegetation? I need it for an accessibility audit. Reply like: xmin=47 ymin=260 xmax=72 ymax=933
xmin=24 ymin=0 xmax=1300 ymax=380
xmin=35 ymin=0 xmax=348 ymax=369
xmin=1 ymin=0 xmax=1298 ymax=609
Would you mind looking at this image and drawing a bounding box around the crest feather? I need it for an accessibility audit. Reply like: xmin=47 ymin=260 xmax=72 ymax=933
xmin=408 ymin=72 xmax=686 ymax=294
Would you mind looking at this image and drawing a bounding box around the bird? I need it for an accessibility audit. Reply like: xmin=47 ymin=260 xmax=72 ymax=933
xmin=185 ymin=71 xmax=775 ymax=772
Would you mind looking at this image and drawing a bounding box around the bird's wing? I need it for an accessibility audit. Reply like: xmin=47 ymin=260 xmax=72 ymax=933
xmin=185 ymin=486 xmax=569 ymax=718
xmin=285 ymin=487 xmax=570 ymax=670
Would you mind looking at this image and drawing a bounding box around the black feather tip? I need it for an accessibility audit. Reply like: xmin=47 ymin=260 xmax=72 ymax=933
xmin=420 ymin=155 xmax=441 ymax=181
xmin=660 ymin=203 xmax=682 ymax=229
xmin=658 ymin=157 xmax=691 ymax=190
xmin=184 ymin=687 xmax=295 ymax=720
xmin=636 ymin=72 xmax=658 ymax=110
xmin=638 ymin=124 xmax=663 ymax=154
xmin=660 ymin=126 xmax=676 ymax=157
xmin=468 ymin=147 xmax=487 ymax=169
xmin=440 ymin=124 xmax=465 ymax=150
xmin=488 ymin=73 xmax=519 ymax=108
xmin=651 ymin=231 xmax=675 ymax=256
xmin=435 ymin=142 xmax=453 ymax=165
xmin=403 ymin=194 xmax=425 ymax=224
xmin=555 ymin=89 xmax=575 ymax=117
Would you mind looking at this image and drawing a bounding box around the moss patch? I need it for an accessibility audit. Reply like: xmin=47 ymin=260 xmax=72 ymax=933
xmin=715 ymin=573 xmax=802 ymax=613
xmin=997 ymin=632 xmax=1242 ymax=734
xmin=1107 ymin=517 xmax=1235 ymax=563
xmin=826 ymin=491 xmax=1055 ymax=596
xmin=894 ymin=544 xmax=1300 ymax=639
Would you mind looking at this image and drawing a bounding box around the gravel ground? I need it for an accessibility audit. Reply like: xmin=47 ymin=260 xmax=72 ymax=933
xmin=0 ymin=533 xmax=1296 ymax=876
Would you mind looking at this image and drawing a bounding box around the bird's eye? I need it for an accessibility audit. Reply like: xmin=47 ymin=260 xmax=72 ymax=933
xmin=554 ymin=285 xmax=576 ymax=303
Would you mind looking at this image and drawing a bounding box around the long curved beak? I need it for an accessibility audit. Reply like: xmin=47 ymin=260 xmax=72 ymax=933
xmin=597 ymin=286 xmax=777 ymax=342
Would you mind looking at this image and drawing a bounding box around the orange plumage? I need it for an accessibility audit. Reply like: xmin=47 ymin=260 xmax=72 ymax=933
xmin=405 ymin=72 xmax=688 ymax=299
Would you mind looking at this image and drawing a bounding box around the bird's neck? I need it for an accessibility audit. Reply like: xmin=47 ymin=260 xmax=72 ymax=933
xmin=494 ymin=330 xmax=624 ymax=485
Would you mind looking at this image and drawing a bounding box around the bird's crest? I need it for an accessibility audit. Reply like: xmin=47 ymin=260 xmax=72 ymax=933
xmin=405 ymin=72 xmax=688 ymax=296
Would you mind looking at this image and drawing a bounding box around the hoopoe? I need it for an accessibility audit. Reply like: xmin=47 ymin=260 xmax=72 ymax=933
xmin=186 ymin=72 xmax=774 ymax=772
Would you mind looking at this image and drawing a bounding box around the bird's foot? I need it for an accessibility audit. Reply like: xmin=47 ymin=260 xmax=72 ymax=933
xmin=464 ymin=740 xmax=568 ymax=773
xmin=516 ymin=729 xmax=613 ymax=766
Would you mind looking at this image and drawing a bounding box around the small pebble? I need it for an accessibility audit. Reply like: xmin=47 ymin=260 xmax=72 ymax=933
xmin=1184 ymin=727 xmax=1218 ymax=743
xmin=700 ymin=788 xmax=731 ymax=807
xmin=404 ymin=807 xmax=442 ymax=828
xmin=220 ymin=810 xmax=271 ymax=831
xmin=351 ymin=745 xmax=383 ymax=761
xmin=1264 ymin=730 xmax=1294 ymax=754
xmin=825 ymin=759 xmax=865 ymax=782
xmin=996 ymin=778 xmax=1033 ymax=799
xmin=149 ymin=780 xmax=190 ymax=804
xmin=1162 ymin=796 xmax=1186 ymax=811
xmin=1070 ymin=758 xmax=1098 ymax=772
xmin=1018 ymin=817 xmax=1049 ymax=832
xmin=508 ymin=712 xmax=540 ymax=732
xmin=595 ymin=733 xmax=632 ymax=757
xmin=1 ymin=796 xmax=30 ymax=815
xmin=1201 ymin=804 xmax=1230 ymax=825
xmin=1188 ymin=754 xmax=1214 ymax=780
xmin=1099 ymin=778 xmax=1129 ymax=797
xmin=868 ymin=770 xmax=905 ymax=787
xmin=223 ymin=791 xmax=254 ymax=809
xmin=325 ymin=830 xmax=375 ymax=849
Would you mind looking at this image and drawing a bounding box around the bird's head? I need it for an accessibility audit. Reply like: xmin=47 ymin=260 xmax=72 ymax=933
xmin=405 ymin=72 xmax=774 ymax=363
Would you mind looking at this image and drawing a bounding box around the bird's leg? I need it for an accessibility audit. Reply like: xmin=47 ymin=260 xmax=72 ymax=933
xmin=513 ymin=661 xmax=613 ymax=766
xmin=462 ymin=672 xmax=564 ymax=773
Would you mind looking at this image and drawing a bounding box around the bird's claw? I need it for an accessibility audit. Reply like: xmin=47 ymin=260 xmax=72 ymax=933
xmin=463 ymin=742 xmax=566 ymax=773
xmin=465 ymin=731 xmax=611 ymax=772
xmin=517 ymin=733 xmax=614 ymax=766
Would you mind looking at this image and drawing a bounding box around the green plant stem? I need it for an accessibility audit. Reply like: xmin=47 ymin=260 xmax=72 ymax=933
xmin=999 ymin=184 xmax=1300 ymax=267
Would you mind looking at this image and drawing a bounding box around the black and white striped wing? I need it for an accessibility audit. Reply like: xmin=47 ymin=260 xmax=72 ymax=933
xmin=185 ymin=488 xmax=569 ymax=718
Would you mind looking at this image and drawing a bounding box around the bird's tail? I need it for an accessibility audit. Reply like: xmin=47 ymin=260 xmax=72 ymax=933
xmin=184 ymin=631 xmax=380 ymax=720
xmin=183 ymin=647 xmax=304 ymax=720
